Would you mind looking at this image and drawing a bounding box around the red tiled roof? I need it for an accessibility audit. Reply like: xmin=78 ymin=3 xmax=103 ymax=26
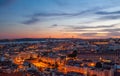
xmin=0 ymin=72 xmax=24 ymax=76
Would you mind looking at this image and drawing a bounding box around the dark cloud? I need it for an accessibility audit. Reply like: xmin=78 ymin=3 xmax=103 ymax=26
xmin=103 ymin=28 xmax=120 ymax=32
xmin=96 ymin=10 xmax=120 ymax=15
xmin=64 ymin=23 xmax=120 ymax=38
xmin=110 ymin=32 xmax=120 ymax=36
xmin=22 ymin=7 xmax=102 ymax=25
xmin=69 ymin=23 xmax=117 ymax=30
xmin=32 ymin=12 xmax=72 ymax=17
xmin=49 ymin=24 xmax=58 ymax=28
xmin=79 ymin=21 xmax=96 ymax=25
xmin=77 ymin=31 xmax=120 ymax=38
xmin=98 ymin=15 xmax=120 ymax=20
xmin=22 ymin=18 xmax=39 ymax=25
xmin=51 ymin=24 xmax=58 ymax=27
xmin=76 ymin=33 xmax=110 ymax=39
xmin=31 ymin=7 xmax=101 ymax=18
xmin=23 ymin=12 xmax=80 ymax=25
xmin=80 ymin=33 xmax=96 ymax=36
xmin=95 ymin=10 xmax=120 ymax=20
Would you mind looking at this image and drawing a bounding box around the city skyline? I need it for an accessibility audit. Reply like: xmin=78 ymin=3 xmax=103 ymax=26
xmin=0 ymin=0 xmax=120 ymax=39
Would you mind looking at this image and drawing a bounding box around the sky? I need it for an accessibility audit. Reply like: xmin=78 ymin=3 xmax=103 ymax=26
xmin=0 ymin=0 xmax=120 ymax=39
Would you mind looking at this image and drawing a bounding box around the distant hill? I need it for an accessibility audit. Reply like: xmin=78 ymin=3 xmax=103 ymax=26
xmin=0 ymin=38 xmax=73 ymax=42
xmin=0 ymin=38 xmax=47 ymax=42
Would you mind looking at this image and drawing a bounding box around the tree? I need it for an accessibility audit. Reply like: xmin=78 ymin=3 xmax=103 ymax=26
xmin=95 ymin=62 xmax=102 ymax=68
xmin=68 ymin=50 xmax=77 ymax=58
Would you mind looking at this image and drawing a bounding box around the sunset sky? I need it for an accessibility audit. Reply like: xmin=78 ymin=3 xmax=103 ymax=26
xmin=0 ymin=0 xmax=120 ymax=39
